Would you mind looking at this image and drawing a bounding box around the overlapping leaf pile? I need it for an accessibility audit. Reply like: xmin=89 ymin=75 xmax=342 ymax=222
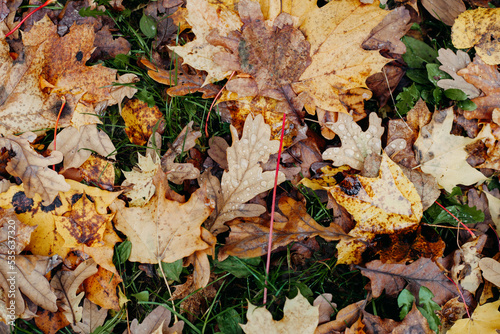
xmin=1 ymin=0 xmax=500 ymax=333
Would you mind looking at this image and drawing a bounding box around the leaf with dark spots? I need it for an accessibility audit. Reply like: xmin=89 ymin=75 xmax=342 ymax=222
xmin=40 ymin=195 xmax=63 ymax=213
xmin=12 ymin=191 xmax=34 ymax=214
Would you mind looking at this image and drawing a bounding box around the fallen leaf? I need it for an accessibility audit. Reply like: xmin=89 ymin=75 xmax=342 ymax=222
xmin=35 ymin=307 xmax=70 ymax=334
xmin=316 ymin=300 xmax=364 ymax=333
xmin=51 ymin=124 xmax=116 ymax=172
xmin=161 ymin=121 xmax=201 ymax=184
xmin=413 ymin=107 xmax=487 ymax=192
xmin=169 ymin=0 xmax=242 ymax=84
xmin=448 ymin=299 xmax=500 ymax=333
xmin=122 ymin=152 xmax=161 ymax=207
xmin=207 ymin=137 xmax=229 ymax=171
xmin=322 ymin=113 xmax=386 ymax=170
xmin=71 ymin=298 xmax=108 ymax=334
xmin=421 ymin=0 xmax=466 ymax=26
xmin=360 ymin=257 xmax=457 ymax=305
xmin=452 ymin=7 xmax=500 ymax=65
xmin=479 ymin=257 xmax=500 ymax=287
xmin=90 ymin=25 xmax=131 ymax=61
xmin=125 ymin=305 xmax=184 ymax=334
xmin=111 ymin=168 xmax=214 ymax=264
xmin=121 ymin=98 xmax=165 ymax=146
xmin=142 ymin=58 xmax=221 ymax=99
xmin=51 ymin=259 xmax=98 ymax=324
xmin=329 ymin=153 xmax=423 ymax=264
xmin=313 ymin=293 xmax=336 ymax=325
xmin=484 ymin=191 xmax=500 ymax=231
xmin=109 ymin=73 xmax=139 ymax=114
xmin=83 ymin=266 xmax=121 ymax=311
xmin=399 ymin=166 xmax=440 ymax=211
xmin=436 ymin=49 xmax=480 ymax=99
xmin=451 ymin=236 xmax=486 ymax=295
xmin=361 ymin=309 xmax=398 ymax=333
xmin=458 ymin=55 xmax=500 ymax=122
xmin=240 ymin=290 xmax=319 ymax=334
xmin=78 ymin=154 xmax=115 ymax=191
xmin=440 ymin=297 xmax=468 ymax=330
xmin=0 ymin=132 xmax=70 ymax=205
xmin=202 ymin=113 xmax=285 ymax=235
xmin=218 ymin=196 xmax=347 ymax=261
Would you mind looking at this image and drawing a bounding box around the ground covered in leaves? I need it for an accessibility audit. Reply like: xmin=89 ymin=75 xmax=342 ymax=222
xmin=1 ymin=0 xmax=500 ymax=333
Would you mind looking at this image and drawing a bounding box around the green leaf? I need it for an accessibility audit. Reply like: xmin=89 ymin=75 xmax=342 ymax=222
xmin=215 ymin=256 xmax=261 ymax=278
xmin=396 ymin=83 xmax=420 ymax=115
xmin=78 ymin=6 xmax=106 ymax=18
xmin=159 ymin=259 xmax=183 ymax=282
xmin=402 ymin=36 xmax=438 ymax=68
xmin=115 ymin=240 xmax=131 ymax=265
xmin=417 ymin=287 xmax=441 ymax=332
xmin=427 ymin=63 xmax=452 ymax=86
xmin=291 ymin=282 xmax=314 ymax=300
xmin=140 ymin=14 xmax=157 ymax=38
xmin=457 ymin=99 xmax=477 ymax=111
xmin=217 ymin=309 xmax=243 ymax=334
xmin=397 ymin=289 xmax=415 ymax=320
xmin=434 ymin=204 xmax=485 ymax=225
xmin=137 ymin=90 xmax=156 ymax=107
xmin=406 ymin=69 xmax=431 ymax=85
xmin=444 ymin=88 xmax=468 ymax=101
xmin=131 ymin=291 xmax=149 ymax=302
xmin=433 ymin=87 xmax=443 ymax=105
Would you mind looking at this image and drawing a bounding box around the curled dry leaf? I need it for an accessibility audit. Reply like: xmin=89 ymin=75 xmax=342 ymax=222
xmin=122 ymin=152 xmax=161 ymax=207
xmin=329 ymin=153 xmax=423 ymax=264
xmin=0 ymin=255 xmax=58 ymax=321
xmin=71 ymin=299 xmax=107 ymax=334
xmin=111 ymin=168 xmax=215 ymax=264
xmin=240 ymin=291 xmax=319 ymax=334
xmin=452 ymin=7 xmax=500 ymax=65
xmin=161 ymin=121 xmax=201 ymax=184
xmin=0 ymin=132 xmax=70 ymax=205
xmin=414 ymin=107 xmax=487 ymax=192
xmin=202 ymin=114 xmax=285 ymax=235
xmin=51 ymin=124 xmax=116 ymax=172
xmin=436 ymin=49 xmax=480 ymax=99
xmin=124 ymin=305 xmax=184 ymax=334
xmin=316 ymin=300 xmax=364 ymax=333
xmin=360 ymin=257 xmax=457 ymax=305
xmin=322 ymin=113 xmax=386 ymax=170
xmin=479 ymin=257 xmax=500 ymax=287
xmin=218 ymin=196 xmax=347 ymax=261
xmin=51 ymin=259 xmax=98 ymax=324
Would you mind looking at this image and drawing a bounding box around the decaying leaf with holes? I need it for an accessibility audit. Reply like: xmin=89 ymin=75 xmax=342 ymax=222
xmin=161 ymin=121 xmax=201 ymax=184
xmin=413 ymin=107 xmax=487 ymax=192
xmin=322 ymin=113 xmax=404 ymax=170
xmin=51 ymin=124 xmax=116 ymax=172
xmin=122 ymin=152 xmax=161 ymax=207
xmin=452 ymin=7 xmax=500 ymax=65
xmin=0 ymin=16 xmax=118 ymax=135
xmin=0 ymin=132 xmax=69 ymax=205
xmin=451 ymin=235 xmax=486 ymax=295
xmin=328 ymin=153 xmax=423 ymax=264
xmin=219 ymin=196 xmax=347 ymax=261
xmin=50 ymin=259 xmax=98 ymax=324
xmin=202 ymin=114 xmax=285 ymax=235
xmin=436 ymin=49 xmax=480 ymax=99
xmin=241 ymin=290 xmax=319 ymax=334
xmin=111 ymin=168 xmax=215 ymax=264
xmin=121 ymin=99 xmax=165 ymax=146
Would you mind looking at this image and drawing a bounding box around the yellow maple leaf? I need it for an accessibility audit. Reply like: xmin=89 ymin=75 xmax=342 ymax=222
xmin=240 ymin=290 xmax=319 ymax=334
xmin=111 ymin=168 xmax=215 ymax=264
xmin=329 ymin=153 xmax=423 ymax=264
xmin=448 ymin=299 xmax=500 ymax=333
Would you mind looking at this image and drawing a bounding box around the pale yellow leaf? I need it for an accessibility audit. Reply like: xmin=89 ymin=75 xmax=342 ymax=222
xmin=479 ymin=257 xmax=500 ymax=287
xmin=241 ymin=290 xmax=319 ymax=334
xmin=448 ymin=299 xmax=500 ymax=333
xmin=436 ymin=48 xmax=481 ymax=98
xmin=122 ymin=153 xmax=161 ymax=207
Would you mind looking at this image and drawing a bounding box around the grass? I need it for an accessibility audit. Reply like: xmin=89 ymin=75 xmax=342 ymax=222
xmin=6 ymin=0 xmax=500 ymax=333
